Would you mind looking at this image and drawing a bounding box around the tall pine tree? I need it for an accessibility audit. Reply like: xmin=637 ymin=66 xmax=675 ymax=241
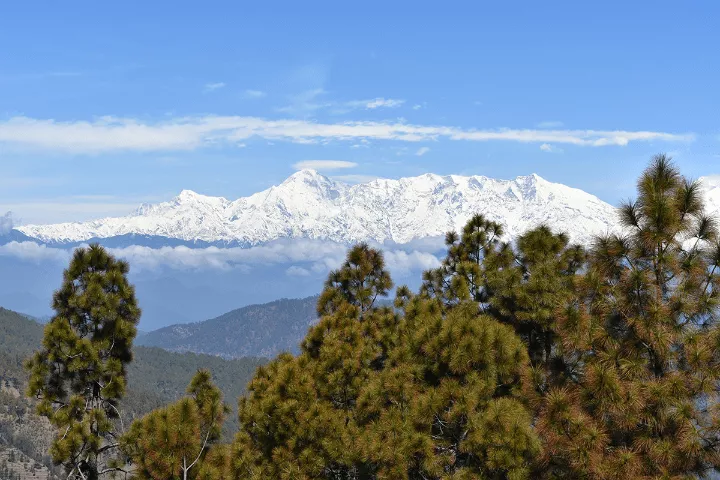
xmin=233 ymin=244 xmax=397 ymax=479
xmin=26 ymin=244 xmax=140 ymax=480
xmin=421 ymin=215 xmax=585 ymax=382
xmin=420 ymin=213 xmax=504 ymax=309
xmin=317 ymin=242 xmax=393 ymax=317
xmin=537 ymin=155 xmax=720 ymax=478
xmin=356 ymin=297 xmax=540 ymax=479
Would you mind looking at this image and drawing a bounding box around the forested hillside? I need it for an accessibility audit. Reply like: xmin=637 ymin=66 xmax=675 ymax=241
xmin=137 ymin=296 xmax=319 ymax=357
xmin=0 ymin=307 xmax=265 ymax=479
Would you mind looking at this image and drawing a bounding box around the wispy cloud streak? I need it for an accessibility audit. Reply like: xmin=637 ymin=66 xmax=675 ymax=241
xmin=203 ymin=82 xmax=226 ymax=92
xmin=0 ymin=115 xmax=695 ymax=154
xmin=292 ymin=160 xmax=358 ymax=170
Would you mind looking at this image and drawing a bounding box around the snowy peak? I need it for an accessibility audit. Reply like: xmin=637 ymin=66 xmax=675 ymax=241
xmin=15 ymin=170 xmax=623 ymax=246
xmin=282 ymin=168 xmax=330 ymax=185
xmin=699 ymin=176 xmax=720 ymax=216
xmin=173 ymin=189 xmax=229 ymax=205
xmin=277 ymin=169 xmax=344 ymax=200
xmin=700 ymin=175 xmax=720 ymax=190
xmin=176 ymin=189 xmax=204 ymax=202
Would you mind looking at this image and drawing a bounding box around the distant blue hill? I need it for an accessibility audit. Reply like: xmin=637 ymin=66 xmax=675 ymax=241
xmin=136 ymin=295 xmax=320 ymax=358
xmin=0 ymin=229 xmax=35 ymax=243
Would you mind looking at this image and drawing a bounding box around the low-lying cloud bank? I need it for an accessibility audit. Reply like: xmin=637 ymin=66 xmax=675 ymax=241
xmin=0 ymin=115 xmax=694 ymax=154
xmin=0 ymin=212 xmax=14 ymax=235
xmin=0 ymin=238 xmax=443 ymax=277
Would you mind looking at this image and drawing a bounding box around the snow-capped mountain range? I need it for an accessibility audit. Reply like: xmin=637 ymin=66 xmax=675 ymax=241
xmin=12 ymin=170 xmax=720 ymax=248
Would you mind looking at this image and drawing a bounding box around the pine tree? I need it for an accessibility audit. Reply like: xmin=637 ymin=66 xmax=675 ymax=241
xmin=121 ymin=370 xmax=229 ymax=480
xmin=356 ymin=298 xmax=540 ymax=479
xmin=317 ymin=242 xmax=393 ymax=317
xmin=485 ymin=226 xmax=585 ymax=379
xmin=536 ymin=155 xmax=720 ymax=478
xmin=25 ymin=244 xmax=140 ymax=480
xmin=420 ymin=214 xmax=504 ymax=309
xmin=421 ymin=216 xmax=585 ymax=386
xmin=233 ymin=244 xmax=397 ymax=479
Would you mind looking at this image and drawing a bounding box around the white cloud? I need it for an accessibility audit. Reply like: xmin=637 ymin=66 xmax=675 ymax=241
xmin=363 ymin=98 xmax=405 ymax=109
xmin=292 ymin=160 xmax=358 ymax=171
xmin=109 ymin=238 xmax=440 ymax=274
xmin=383 ymin=249 xmax=441 ymax=277
xmin=0 ymin=237 xmax=444 ymax=277
xmin=204 ymin=82 xmax=226 ymax=92
xmin=286 ymin=265 xmax=311 ymax=276
xmin=0 ymin=115 xmax=695 ymax=154
xmin=415 ymin=146 xmax=430 ymax=156
xmin=244 ymin=89 xmax=266 ymax=98
xmin=537 ymin=121 xmax=564 ymax=129
xmin=0 ymin=241 xmax=71 ymax=263
xmin=412 ymin=104 xmax=422 ymax=110
xmin=539 ymin=143 xmax=564 ymax=153
xmin=0 ymin=212 xmax=13 ymax=235
xmin=334 ymin=98 xmax=405 ymax=114
xmin=107 ymin=239 xmax=350 ymax=271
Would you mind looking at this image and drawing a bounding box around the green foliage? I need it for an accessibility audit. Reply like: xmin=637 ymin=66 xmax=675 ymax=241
xmin=121 ymin=370 xmax=229 ymax=479
xmin=357 ymin=300 xmax=539 ymax=479
xmin=421 ymin=214 xmax=504 ymax=308
xmin=230 ymin=154 xmax=720 ymax=479
xmin=234 ymin=304 xmax=399 ymax=477
xmin=485 ymin=225 xmax=585 ymax=375
xmin=535 ymin=155 xmax=720 ymax=478
xmin=25 ymin=244 xmax=141 ymax=479
xmin=231 ymin=243 xmax=539 ymax=479
xmin=318 ymin=243 xmax=393 ymax=316
xmin=422 ymin=214 xmax=585 ymax=366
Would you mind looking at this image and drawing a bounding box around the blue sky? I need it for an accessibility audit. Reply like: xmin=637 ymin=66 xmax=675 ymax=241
xmin=1 ymin=1 xmax=719 ymax=224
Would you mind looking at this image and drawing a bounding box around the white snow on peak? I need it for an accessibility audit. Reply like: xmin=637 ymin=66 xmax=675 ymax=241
xmin=17 ymin=170 xmax=623 ymax=246
xmin=699 ymin=176 xmax=720 ymax=218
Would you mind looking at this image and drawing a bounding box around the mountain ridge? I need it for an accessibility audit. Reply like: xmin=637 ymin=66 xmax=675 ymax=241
xmin=136 ymin=295 xmax=319 ymax=358
xmin=14 ymin=170 xmax=623 ymax=246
